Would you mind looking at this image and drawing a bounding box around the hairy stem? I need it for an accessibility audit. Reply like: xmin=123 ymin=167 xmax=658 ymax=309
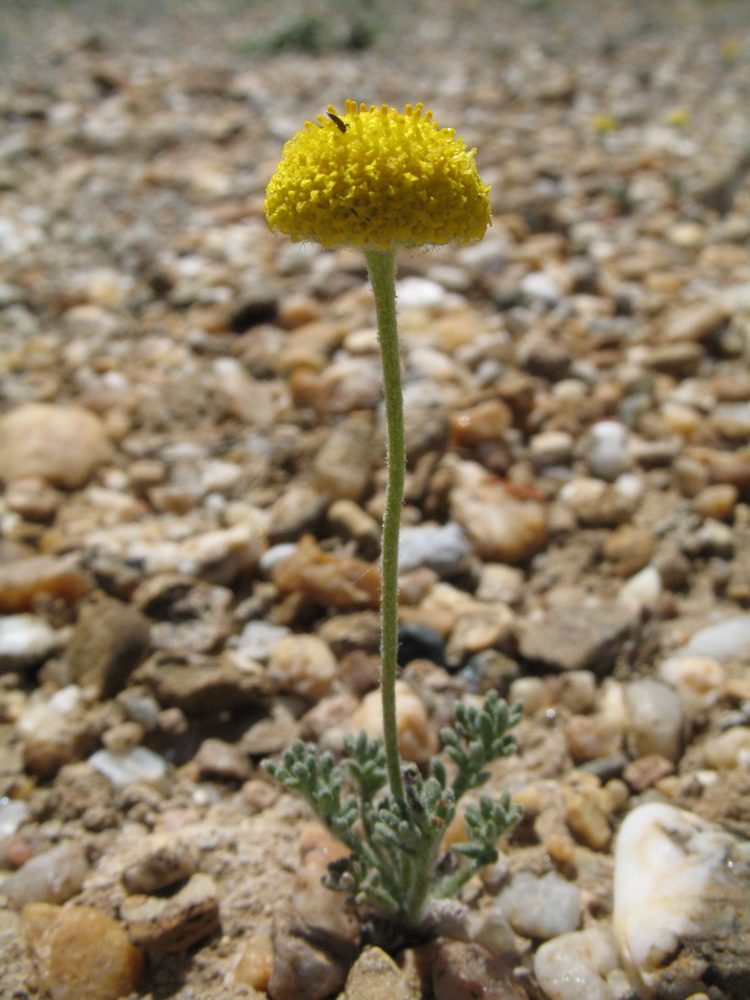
xmin=364 ymin=245 xmax=405 ymax=801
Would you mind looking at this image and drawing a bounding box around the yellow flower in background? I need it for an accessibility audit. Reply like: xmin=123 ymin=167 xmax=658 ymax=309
xmin=592 ymin=114 xmax=619 ymax=133
xmin=264 ymin=100 xmax=491 ymax=249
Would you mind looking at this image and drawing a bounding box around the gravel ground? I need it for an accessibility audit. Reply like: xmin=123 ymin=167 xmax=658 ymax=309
xmin=1 ymin=1 xmax=750 ymax=998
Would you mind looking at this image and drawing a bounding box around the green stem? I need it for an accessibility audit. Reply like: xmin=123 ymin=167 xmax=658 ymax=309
xmin=364 ymin=245 xmax=405 ymax=802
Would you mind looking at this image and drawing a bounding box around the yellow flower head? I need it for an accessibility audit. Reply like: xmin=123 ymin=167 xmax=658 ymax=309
xmin=264 ymin=100 xmax=491 ymax=249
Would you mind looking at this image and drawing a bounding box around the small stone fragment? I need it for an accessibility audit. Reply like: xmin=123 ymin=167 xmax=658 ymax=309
xmin=534 ymin=926 xmax=619 ymax=1000
xmin=624 ymin=679 xmax=682 ymax=762
xmin=23 ymin=902 xmax=144 ymax=1000
xmin=88 ymin=746 xmax=168 ymax=788
xmin=495 ymin=870 xmax=580 ymax=939
xmin=451 ymin=482 xmax=546 ymax=564
xmin=519 ymin=603 xmax=634 ymax=674
xmin=0 ymin=554 xmax=88 ymax=613
xmin=349 ymin=680 xmax=438 ymax=765
xmin=121 ymin=832 xmax=200 ymax=894
xmin=268 ymin=906 xmax=349 ymax=1000
xmin=337 ymin=946 xmax=414 ymax=1000
xmin=312 ymin=417 xmax=375 ymax=501
xmin=232 ymin=927 xmax=275 ymax=992
xmin=121 ymin=872 xmax=220 ymax=951
xmin=428 ymin=938 xmax=530 ymax=1000
xmin=267 ymin=633 xmax=338 ymax=702
xmin=3 ymin=841 xmax=89 ymax=909
xmin=0 ymin=403 xmax=111 ymax=488
xmin=66 ymin=597 xmax=151 ymax=698
xmin=272 ymin=534 xmax=380 ymax=609
xmin=0 ymin=614 xmax=59 ymax=671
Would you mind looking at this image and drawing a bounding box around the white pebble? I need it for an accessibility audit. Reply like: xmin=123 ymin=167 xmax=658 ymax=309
xmin=682 ymin=614 xmax=750 ymax=660
xmin=702 ymin=726 xmax=750 ymax=769
xmin=534 ymin=926 xmax=619 ymax=1000
xmin=625 ymin=679 xmax=682 ymax=762
xmin=398 ymin=521 xmax=471 ymax=574
xmin=613 ymin=802 xmax=746 ymax=999
xmin=657 ymin=656 xmax=725 ymax=716
xmin=618 ymin=565 xmax=661 ymax=609
xmin=395 ymin=276 xmax=446 ymax=308
xmin=88 ymin=746 xmax=167 ymax=787
xmin=587 ymin=421 xmax=630 ymax=481
xmin=495 ymin=871 xmax=580 ymax=940
xmin=0 ymin=798 xmax=28 ymax=838
xmin=233 ymin=619 xmax=290 ymax=661
xmin=0 ymin=614 xmax=58 ymax=668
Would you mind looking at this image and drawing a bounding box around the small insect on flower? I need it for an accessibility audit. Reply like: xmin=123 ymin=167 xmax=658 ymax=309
xmin=327 ymin=111 xmax=348 ymax=133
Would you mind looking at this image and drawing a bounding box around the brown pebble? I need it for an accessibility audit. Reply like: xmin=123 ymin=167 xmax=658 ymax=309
xmin=23 ymin=902 xmax=144 ymax=1000
xmin=0 ymin=403 xmax=111 ymax=489
xmin=0 ymin=554 xmax=88 ymax=613
xmin=623 ymin=754 xmax=675 ymax=792
xmin=450 ymin=399 xmax=513 ymax=448
xmin=121 ymin=872 xmax=220 ymax=951
xmin=426 ymin=938 xmax=530 ymax=1000
xmin=603 ymin=525 xmax=656 ymax=576
xmin=121 ymin=832 xmax=200 ymax=894
xmin=233 ymin=927 xmax=275 ymax=991
xmin=272 ymin=534 xmax=380 ymax=610
xmin=66 ymin=596 xmax=151 ymax=698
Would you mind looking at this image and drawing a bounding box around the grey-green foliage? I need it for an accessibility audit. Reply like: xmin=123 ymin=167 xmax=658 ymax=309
xmin=265 ymin=690 xmax=522 ymax=930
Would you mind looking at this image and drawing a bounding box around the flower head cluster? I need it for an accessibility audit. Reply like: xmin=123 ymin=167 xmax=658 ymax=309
xmin=264 ymin=100 xmax=491 ymax=249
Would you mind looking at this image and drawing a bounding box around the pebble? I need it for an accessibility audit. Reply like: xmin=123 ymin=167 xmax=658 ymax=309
xmin=533 ymin=926 xmax=620 ymax=1000
xmin=121 ymin=832 xmax=200 ymax=894
xmin=66 ymin=596 xmax=151 ymax=698
xmin=398 ymin=521 xmax=472 ymax=574
xmin=624 ymin=679 xmax=683 ymax=762
xmin=495 ymin=870 xmax=580 ymax=939
xmin=562 ymin=771 xmax=614 ymax=850
xmin=268 ymin=905 xmax=349 ymax=1000
xmin=657 ymin=655 xmax=725 ymax=716
xmin=450 ymin=399 xmax=513 ymax=448
xmin=692 ymin=483 xmax=739 ymax=520
xmin=336 ymin=945 xmax=413 ymax=1000
xmin=121 ymin=871 xmax=220 ymax=951
xmin=267 ymin=633 xmax=338 ymax=702
xmin=328 ymin=499 xmax=381 ymax=557
xmin=602 ymin=525 xmax=655 ymax=576
xmin=312 ymin=417 xmax=375 ymax=501
xmin=681 ymin=614 xmax=750 ymax=660
xmin=194 ymin=737 xmax=253 ymax=781
xmin=529 ymin=430 xmax=575 ymax=470
xmin=0 ymin=403 xmax=111 ymax=488
xmin=231 ymin=928 xmax=275 ymax=993
xmin=519 ymin=603 xmax=634 ymax=673
xmin=585 ymin=421 xmax=630 ymax=481
xmin=0 ymin=614 xmax=59 ymax=671
xmin=560 ymin=477 xmax=638 ymax=527
xmin=88 ymin=746 xmax=168 ymax=788
xmin=0 ymin=554 xmax=88 ymax=613
xmin=23 ymin=902 xmax=144 ymax=1000
xmin=349 ymin=680 xmax=438 ymax=765
xmin=0 ymin=798 xmax=28 ymax=838
xmin=2 ymin=841 xmax=89 ymax=909
xmin=142 ymin=649 xmax=273 ymax=715
xmin=272 ymin=534 xmax=380 ymax=609
xmin=702 ymin=726 xmax=750 ymax=770
xmin=475 ymin=564 xmax=525 ymax=605
xmin=427 ymin=938 xmax=530 ymax=1000
xmin=614 ymin=802 xmax=750 ymax=999
xmin=451 ymin=481 xmax=546 ymax=564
